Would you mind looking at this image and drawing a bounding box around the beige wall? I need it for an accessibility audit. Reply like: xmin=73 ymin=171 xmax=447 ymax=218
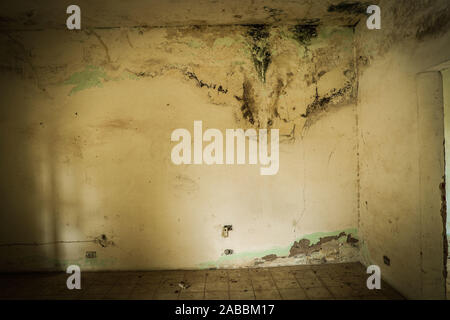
xmin=0 ymin=24 xmax=360 ymax=271
xmin=356 ymin=0 xmax=450 ymax=299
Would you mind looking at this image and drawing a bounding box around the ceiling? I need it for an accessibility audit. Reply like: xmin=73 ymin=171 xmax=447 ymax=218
xmin=0 ymin=0 xmax=374 ymax=30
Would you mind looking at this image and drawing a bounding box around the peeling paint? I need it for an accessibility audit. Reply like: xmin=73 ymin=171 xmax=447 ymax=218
xmin=213 ymin=37 xmax=235 ymax=48
xmin=64 ymin=65 xmax=109 ymax=95
xmin=198 ymin=228 xmax=358 ymax=269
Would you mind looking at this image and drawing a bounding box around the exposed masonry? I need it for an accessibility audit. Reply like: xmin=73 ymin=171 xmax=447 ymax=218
xmin=257 ymin=231 xmax=358 ymax=265
xmin=289 ymin=231 xmax=358 ymax=257
xmin=200 ymin=231 xmax=360 ymax=269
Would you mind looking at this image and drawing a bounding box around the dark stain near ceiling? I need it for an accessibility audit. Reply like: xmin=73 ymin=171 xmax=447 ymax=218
xmin=327 ymin=2 xmax=370 ymax=15
xmin=291 ymin=24 xmax=319 ymax=46
xmin=415 ymin=7 xmax=450 ymax=41
xmin=246 ymin=24 xmax=271 ymax=83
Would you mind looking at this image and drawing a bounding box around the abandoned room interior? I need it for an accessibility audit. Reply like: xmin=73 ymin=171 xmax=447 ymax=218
xmin=0 ymin=0 xmax=449 ymax=303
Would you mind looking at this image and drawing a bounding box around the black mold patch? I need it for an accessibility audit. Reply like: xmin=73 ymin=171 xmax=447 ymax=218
xmin=246 ymin=25 xmax=271 ymax=83
xmin=235 ymin=80 xmax=256 ymax=125
xmin=296 ymin=18 xmax=321 ymax=25
xmin=416 ymin=7 xmax=450 ymax=41
xmin=328 ymin=2 xmax=369 ymax=14
xmin=185 ymin=71 xmax=228 ymax=94
xmin=301 ymin=84 xmax=352 ymax=119
xmin=291 ymin=24 xmax=318 ymax=46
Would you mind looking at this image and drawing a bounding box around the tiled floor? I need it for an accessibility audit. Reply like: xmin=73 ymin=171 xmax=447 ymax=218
xmin=0 ymin=262 xmax=404 ymax=300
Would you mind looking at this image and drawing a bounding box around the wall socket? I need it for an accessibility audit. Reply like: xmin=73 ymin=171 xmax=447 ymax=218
xmin=222 ymin=225 xmax=233 ymax=238
xmin=86 ymin=251 xmax=96 ymax=259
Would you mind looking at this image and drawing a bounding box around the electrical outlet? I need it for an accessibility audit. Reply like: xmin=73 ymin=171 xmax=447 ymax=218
xmin=86 ymin=251 xmax=96 ymax=259
xmin=222 ymin=225 xmax=233 ymax=238
xmin=224 ymin=249 xmax=233 ymax=255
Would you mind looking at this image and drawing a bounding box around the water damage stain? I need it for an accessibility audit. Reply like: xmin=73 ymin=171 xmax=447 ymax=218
xmin=235 ymin=80 xmax=256 ymax=125
xmin=416 ymin=7 xmax=450 ymax=41
xmin=291 ymin=24 xmax=318 ymax=46
xmin=301 ymin=83 xmax=353 ymax=119
xmin=185 ymin=71 xmax=228 ymax=94
xmin=245 ymin=24 xmax=271 ymax=83
xmin=327 ymin=2 xmax=369 ymax=15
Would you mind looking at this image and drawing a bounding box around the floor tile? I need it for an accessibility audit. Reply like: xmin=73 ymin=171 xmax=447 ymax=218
xmin=279 ymin=288 xmax=308 ymax=300
xmin=275 ymin=279 xmax=301 ymax=289
xmin=205 ymin=291 xmax=229 ymax=300
xmin=304 ymin=286 xmax=332 ymax=299
xmin=296 ymin=277 xmax=323 ymax=289
xmin=229 ymin=290 xmax=255 ymax=300
xmin=206 ymin=281 xmax=228 ymax=291
xmin=229 ymin=280 xmax=252 ymax=292
xmin=328 ymin=284 xmax=354 ymax=298
xmin=252 ymin=279 xmax=275 ymax=290
xmin=182 ymin=281 xmax=205 ymax=292
xmin=0 ymin=263 xmax=404 ymax=300
xmin=254 ymin=289 xmax=281 ymax=300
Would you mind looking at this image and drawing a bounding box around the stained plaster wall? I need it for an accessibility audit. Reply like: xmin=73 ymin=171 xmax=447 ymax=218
xmin=356 ymin=0 xmax=450 ymax=299
xmin=0 ymin=22 xmax=361 ymax=271
xmin=444 ymin=68 xmax=450 ymax=238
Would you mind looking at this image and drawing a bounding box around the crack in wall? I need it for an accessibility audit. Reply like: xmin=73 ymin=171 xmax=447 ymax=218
xmin=0 ymin=234 xmax=115 ymax=248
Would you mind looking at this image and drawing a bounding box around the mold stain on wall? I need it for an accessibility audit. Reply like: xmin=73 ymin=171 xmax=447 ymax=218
xmin=246 ymin=24 xmax=272 ymax=83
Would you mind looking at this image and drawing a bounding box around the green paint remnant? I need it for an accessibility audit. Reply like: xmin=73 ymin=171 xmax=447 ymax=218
xmin=214 ymin=37 xmax=235 ymax=48
xmin=64 ymin=65 xmax=109 ymax=95
xmin=187 ymin=40 xmax=203 ymax=48
xmin=198 ymin=228 xmax=358 ymax=269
